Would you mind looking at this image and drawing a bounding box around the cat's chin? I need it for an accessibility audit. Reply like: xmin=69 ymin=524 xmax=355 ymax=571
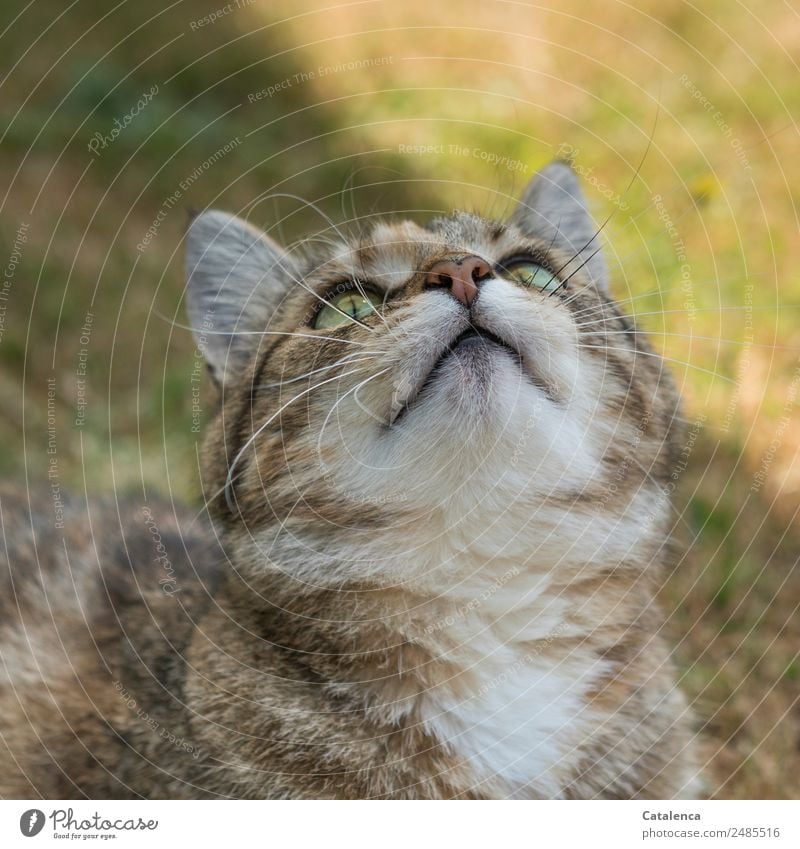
xmin=400 ymin=348 xmax=557 ymax=432
xmin=434 ymin=339 xmax=523 ymax=411
xmin=389 ymin=324 xmax=543 ymax=425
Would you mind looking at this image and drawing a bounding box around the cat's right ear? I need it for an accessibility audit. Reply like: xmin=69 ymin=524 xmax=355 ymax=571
xmin=184 ymin=210 xmax=298 ymax=386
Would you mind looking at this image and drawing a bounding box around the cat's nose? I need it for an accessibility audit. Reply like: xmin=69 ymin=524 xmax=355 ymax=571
xmin=424 ymin=255 xmax=492 ymax=306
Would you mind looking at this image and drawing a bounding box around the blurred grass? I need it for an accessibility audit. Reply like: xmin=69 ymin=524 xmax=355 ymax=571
xmin=1 ymin=0 xmax=799 ymax=798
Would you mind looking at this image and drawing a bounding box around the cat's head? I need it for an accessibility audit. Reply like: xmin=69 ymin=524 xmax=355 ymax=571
xmin=185 ymin=161 xmax=681 ymax=584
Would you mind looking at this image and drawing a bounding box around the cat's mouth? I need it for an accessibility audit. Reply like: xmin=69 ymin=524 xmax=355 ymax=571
xmin=389 ymin=325 xmax=526 ymax=424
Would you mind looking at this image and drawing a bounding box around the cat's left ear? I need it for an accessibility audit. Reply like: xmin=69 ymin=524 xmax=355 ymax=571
xmin=511 ymin=160 xmax=608 ymax=291
xmin=185 ymin=210 xmax=298 ymax=385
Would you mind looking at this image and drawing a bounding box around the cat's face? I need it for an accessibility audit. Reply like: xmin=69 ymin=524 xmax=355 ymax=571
xmin=186 ymin=162 xmax=681 ymax=582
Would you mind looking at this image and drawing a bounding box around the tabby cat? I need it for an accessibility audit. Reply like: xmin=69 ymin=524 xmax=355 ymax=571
xmin=0 ymin=161 xmax=700 ymax=799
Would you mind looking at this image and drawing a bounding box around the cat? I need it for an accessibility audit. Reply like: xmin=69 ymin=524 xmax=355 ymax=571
xmin=0 ymin=161 xmax=701 ymax=799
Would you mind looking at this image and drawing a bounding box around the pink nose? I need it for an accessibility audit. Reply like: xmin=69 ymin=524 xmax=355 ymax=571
xmin=424 ymin=255 xmax=492 ymax=306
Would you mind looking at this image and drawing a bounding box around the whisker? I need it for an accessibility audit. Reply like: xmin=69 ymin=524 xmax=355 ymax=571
xmin=545 ymin=104 xmax=660 ymax=285
xmin=278 ymin=231 xmax=405 ymax=336
xmin=341 ymin=164 xmax=358 ymax=225
xmin=571 ymin=305 xmax=794 ymax=326
xmin=255 ymin=352 xmax=385 ymax=389
xmin=281 ymin=261 xmax=378 ymax=334
xmin=191 ymin=215 xmax=373 ymax=335
xmin=353 ymin=369 xmax=392 ymax=425
xmin=563 ymin=170 xmax=721 ymax=290
xmin=153 ymin=312 xmax=372 ymax=348
xmin=316 ymin=368 xmax=391 ymax=456
xmin=550 ymin=245 xmax=605 ymax=297
xmin=291 ymin=233 xmax=343 ymax=254
xmin=252 ymin=191 xmax=349 ymax=245
xmin=566 ymin=275 xmax=775 ymax=319
xmin=223 ymin=365 xmax=369 ymax=515
xmin=354 ymin=275 xmax=389 ymax=329
xmin=575 ymin=327 xmax=800 ymax=350
xmin=575 ymin=343 xmax=738 ymax=383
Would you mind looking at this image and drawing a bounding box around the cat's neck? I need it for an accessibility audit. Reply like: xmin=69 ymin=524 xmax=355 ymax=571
xmin=220 ymin=496 xmax=661 ymax=785
xmin=222 ymin=535 xmax=652 ymax=798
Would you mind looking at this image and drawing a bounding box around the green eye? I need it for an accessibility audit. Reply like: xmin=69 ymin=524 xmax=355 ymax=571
xmin=504 ymin=262 xmax=560 ymax=292
xmin=313 ymin=287 xmax=383 ymax=329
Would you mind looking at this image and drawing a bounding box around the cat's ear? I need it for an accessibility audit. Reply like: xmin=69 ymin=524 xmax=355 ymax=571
xmin=511 ymin=160 xmax=608 ymax=290
xmin=185 ymin=210 xmax=298 ymax=385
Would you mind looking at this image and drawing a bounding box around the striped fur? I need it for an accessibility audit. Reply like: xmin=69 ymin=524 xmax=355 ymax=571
xmin=0 ymin=163 xmax=701 ymax=798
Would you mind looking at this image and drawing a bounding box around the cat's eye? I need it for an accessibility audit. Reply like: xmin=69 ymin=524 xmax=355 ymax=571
xmin=313 ymin=287 xmax=383 ymax=329
xmin=502 ymin=261 xmax=560 ymax=292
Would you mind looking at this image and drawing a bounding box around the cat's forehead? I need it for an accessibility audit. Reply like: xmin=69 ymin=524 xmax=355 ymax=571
xmin=323 ymin=214 xmax=522 ymax=288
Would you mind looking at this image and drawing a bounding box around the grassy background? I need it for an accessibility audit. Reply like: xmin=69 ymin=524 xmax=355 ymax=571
xmin=2 ymin=0 xmax=799 ymax=798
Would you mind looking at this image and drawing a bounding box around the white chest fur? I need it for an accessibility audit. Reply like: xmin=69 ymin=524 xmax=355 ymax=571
xmin=417 ymin=626 xmax=607 ymax=798
xmin=404 ymin=524 xmax=614 ymax=799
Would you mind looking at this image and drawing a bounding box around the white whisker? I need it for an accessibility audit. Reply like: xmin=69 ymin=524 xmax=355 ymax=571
xmin=316 ymin=368 xmax=390 ymax=458
xmin=252 ymin=191 xmax=349 ymax=244
xmin=154 ymin=312 xmax=372 ymax=348
xmin=255 ymin=351 xmax=386 ymax=389
xmin=574 ymin=327 xmax=798 ymax=350
xmin=223 ymin=365 xmax=369 ymax=514
xmin=566 ymin=274 xmax=774 ymax=318
xmin=571 ymin=305 xmax=789 ymax=327
xmin=575 ymin=343 xmax=737 ymax=382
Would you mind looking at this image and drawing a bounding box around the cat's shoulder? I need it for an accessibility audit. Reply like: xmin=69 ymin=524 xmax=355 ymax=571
xmin=0 ymin=483 xmax=224 ymax=632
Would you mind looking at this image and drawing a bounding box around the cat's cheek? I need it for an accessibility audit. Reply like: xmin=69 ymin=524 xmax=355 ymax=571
xmin=470 ymin=278 xmax=580 ymax=396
